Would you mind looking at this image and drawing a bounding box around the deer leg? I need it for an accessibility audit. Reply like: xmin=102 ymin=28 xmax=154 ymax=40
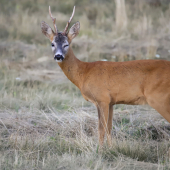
xmin=97 ymin=102 xmax=109 ymax=147
xmin=107 ymin=105 xmax=113 ymax=146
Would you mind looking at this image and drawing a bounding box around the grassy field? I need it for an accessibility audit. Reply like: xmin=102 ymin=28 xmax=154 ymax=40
xmin=1 ymin=0 xmax=170 ymax=169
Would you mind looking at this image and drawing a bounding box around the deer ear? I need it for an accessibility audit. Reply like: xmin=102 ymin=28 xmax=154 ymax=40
xmin=67 ymin=21 xmax=80 ymax=42
xmin=41 ymin=21 xmax=55 ymax=42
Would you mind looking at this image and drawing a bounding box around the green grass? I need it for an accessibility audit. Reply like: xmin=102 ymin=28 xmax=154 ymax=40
xmin=0 ymin=67 xmax=84 ymax=112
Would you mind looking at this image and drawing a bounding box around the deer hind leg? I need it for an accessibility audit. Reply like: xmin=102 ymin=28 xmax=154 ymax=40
xmin=147 ymin=94 xmax=170 ymax=123
xmin=97 ymin=102 xmax=109 ymax=147
xmin=107 ymin=105 xmax=113 ymax=146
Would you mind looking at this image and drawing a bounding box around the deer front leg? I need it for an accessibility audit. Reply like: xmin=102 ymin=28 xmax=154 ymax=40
xmin=97 ymin=102 xmax=109 ymax=147
xmin=107 ymin=105 xmax=113 ymax=146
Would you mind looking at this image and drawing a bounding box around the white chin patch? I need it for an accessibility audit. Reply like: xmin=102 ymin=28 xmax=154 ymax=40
xmin=55 ymin=59 xmax=63 ymax=63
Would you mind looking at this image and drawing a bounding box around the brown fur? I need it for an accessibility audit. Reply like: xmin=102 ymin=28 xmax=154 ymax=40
xmin=41 ymin=8 xmax=170 ymax=146
xmin=58 ymin=48 xmax=170 ymax=146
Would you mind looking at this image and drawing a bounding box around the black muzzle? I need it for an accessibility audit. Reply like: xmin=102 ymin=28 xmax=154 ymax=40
xmin=54 ymin=54 xmax=64 ymax=61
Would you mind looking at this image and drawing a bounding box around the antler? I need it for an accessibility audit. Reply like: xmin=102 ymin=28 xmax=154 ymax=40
xmin=49 ymin=6 xmax=58 ymax=34
xmin=63 ymin=6 xmax=75 ymax=35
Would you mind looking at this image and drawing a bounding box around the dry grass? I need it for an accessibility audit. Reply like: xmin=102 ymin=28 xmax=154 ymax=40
xmin=0 ymin=97 xmax=170 ymax=169
xmin=1 ymin=0 xmax=170 ymax=169
xmin=0 ymin=65 xmax=170 ymax=169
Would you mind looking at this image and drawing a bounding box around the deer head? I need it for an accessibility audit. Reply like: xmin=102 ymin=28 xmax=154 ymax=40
xmin=41 ymin=6 xmax=80 ymax=62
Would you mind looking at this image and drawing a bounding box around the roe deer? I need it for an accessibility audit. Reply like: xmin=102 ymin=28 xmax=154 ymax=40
xmin=41 ymin=6 xmax=170 ymax=146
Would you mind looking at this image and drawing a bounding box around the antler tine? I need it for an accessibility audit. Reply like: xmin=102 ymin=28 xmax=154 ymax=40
xmin=68 ymin=6 xmax=75 ymax=23
xmin=63 ymin=6 xmax=75 ymax=35
xmin=49 ymin=6 xmax=58 ymax=34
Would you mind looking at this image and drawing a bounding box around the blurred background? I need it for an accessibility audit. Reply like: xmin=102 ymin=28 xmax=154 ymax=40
xmin=1 ymin=0 xmax=170 ymax=69
xmin=1 ymin=0 xmax=170 ymax=107
xmin=1 ymin=1 xmax=170 ymax=169
xmin=1 ymin=0 xmax=170 ymax=73
xmin=1 ymin=0 xmax=170 ymax=113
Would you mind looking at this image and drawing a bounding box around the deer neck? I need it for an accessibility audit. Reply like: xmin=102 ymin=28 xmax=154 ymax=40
xmin=57 ymin=47 xmax=85 ymax=89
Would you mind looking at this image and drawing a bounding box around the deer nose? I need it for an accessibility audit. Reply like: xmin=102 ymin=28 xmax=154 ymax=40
xmin=54 ymin=54 xmax=64 ymax=61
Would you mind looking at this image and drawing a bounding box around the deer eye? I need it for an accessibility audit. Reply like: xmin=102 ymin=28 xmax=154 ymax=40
xmin=51 ymin=43 xmax=54 ymax=47
xmin=63 ymin=45 xmax=69 ymax=48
